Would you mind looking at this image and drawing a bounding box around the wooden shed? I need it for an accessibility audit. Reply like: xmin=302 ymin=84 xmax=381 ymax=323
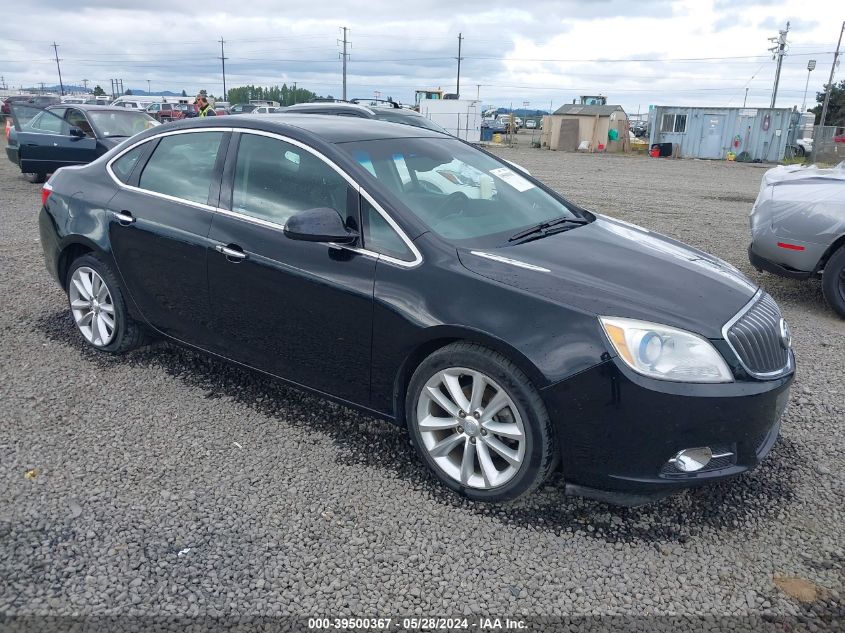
xmin=542 ymin=104 xmax=630 ymax=152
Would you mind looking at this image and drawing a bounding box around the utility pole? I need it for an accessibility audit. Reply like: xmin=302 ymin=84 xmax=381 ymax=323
xmin=339 ymin=27 xmax=349 ymax=100
xmin=768 ymin=21 xmax=789 ymax=108
xmin=456 ymin=33 xmax=464 ymax=98
xmin=40 ymin=82 xmax=46 ymax=94
xmin=801 ymin=60 xmax=817 ymax=112
xmin=52 ymin=42 xmax=65 ymax=96
xmin=219 ymin=37 xmax=228 ymax=101
xmin=743 ymin=87 xmax=749 ymax=107
xmin=819 ymin=21 xmax=845 ymax=130
xmin=110 ymin=79 xmax=114 ymax=99
xmin=146 ymin=79 xmax=151 ymax=95
xmin=292 ymin=82 xmax=297 ymax=105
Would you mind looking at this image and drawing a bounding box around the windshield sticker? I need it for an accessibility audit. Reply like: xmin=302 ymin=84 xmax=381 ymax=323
xmin=490 ymin=167 xmax=535 ymax=192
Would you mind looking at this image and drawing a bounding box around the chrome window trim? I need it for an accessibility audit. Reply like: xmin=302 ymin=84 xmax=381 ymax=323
xmin=469 ymin=251 xmax=551 ymax=273
xmin=105 ymin=127 xmax=232 ymax=212
xmin=104 ymin=126 xmax=423 ymax=268
xmin=359 ymin=188 xmax=422 ymax=268
xmin=721 ymin=289 xmax=793 ymax=379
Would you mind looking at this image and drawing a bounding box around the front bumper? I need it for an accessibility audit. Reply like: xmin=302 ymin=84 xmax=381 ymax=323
xmin=541 ymin=357 xmax=793 ymax=502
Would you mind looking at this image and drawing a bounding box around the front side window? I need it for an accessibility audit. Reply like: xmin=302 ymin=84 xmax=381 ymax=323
xmin=339 ymin=137 xmax=582 ymax=246
xmin=139 ymin=132 xmax=223 ymax=204
xmin=65 ymin=109 xmax=94 ymax=137
xmin=231 ymin=133 xmax=350 ymax=227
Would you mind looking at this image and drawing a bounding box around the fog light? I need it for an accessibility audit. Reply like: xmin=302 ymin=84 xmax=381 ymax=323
xmin=669 ymin=447 xmax=713 ymax=472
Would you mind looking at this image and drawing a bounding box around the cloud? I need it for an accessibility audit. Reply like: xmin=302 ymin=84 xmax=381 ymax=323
xmin=2 ymin=1 xmax=837 ymax=113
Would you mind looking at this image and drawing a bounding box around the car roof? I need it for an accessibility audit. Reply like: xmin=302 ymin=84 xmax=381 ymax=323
xmin=284 ymin=102 xmax=374 ymax=116
xmin=162 ymin=113 xmax=449 ymax=143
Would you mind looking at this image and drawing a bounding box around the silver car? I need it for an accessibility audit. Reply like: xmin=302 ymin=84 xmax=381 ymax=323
xmin=748 ymin=163 xmax=845 ymax=317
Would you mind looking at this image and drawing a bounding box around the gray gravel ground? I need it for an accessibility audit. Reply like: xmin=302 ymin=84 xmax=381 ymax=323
xmin=0 ymin=135 xmax=843 ymax=631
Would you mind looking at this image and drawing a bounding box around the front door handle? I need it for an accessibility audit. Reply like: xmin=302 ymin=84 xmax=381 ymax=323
xmin=112 ymin=210 xmax=135 ymax=225
xmin=215 ymin=244 xmax=247 ymax=262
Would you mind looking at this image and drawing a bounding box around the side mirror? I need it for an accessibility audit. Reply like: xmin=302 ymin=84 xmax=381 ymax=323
xmin=69 ymin=126 xmax=86 ymax=138
xmin=284 ymin=207 xmax=358 ymax=244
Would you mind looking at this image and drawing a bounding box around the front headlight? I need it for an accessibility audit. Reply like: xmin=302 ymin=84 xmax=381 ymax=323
xmin=599 ymin=317 xmax=733 ymax=383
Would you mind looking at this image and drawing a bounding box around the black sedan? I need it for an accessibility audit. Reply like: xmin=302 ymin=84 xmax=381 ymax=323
xmin=6 ymin=104 xmax=158 ymax=183
xmin=38 ymin=115 xmax=794 ymax=504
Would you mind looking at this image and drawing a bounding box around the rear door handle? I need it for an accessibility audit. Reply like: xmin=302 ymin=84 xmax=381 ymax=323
xmin=215 ymin=244 xmax=247 ymax=261
xmin=112 ymin=210 xmax=135 ymax=225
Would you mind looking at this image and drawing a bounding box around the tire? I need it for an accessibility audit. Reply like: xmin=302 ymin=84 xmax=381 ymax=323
xmin=25 ymin=172 xmax=46 ymax=184
xmin=66 ymin=254 xmax=147 ymax=353
xmin=405 ymin=342 xmax=557 ymax=502
xmin=822 ymin=245 xmax=845 ymax=318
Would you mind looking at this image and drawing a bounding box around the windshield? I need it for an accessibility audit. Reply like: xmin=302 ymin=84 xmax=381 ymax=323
xmin=373 ymin=110 xmax=449 ymax=134
xmin=89 ymin=111 xmax=158 ymax=137
xmin=339 ymin=137 xmax=585 ymax=245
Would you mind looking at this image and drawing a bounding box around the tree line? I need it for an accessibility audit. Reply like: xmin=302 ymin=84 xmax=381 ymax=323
xmin=225 ymin=84 xmax=328 ymax=106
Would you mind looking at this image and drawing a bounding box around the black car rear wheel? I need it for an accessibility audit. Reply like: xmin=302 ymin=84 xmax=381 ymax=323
xmin=406 ymin=342 xmax=557 ymax=502
xmin=822 ymin=245 xmax=845 ymax=318
xmin=24 ymin=172 xmax=46 ymax=184
xmin=66 ymin=254 xmax=147 ymax=353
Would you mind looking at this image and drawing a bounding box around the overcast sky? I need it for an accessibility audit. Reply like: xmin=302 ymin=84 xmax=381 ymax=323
xmin=2 ymin=0 xmax=842 ymax=113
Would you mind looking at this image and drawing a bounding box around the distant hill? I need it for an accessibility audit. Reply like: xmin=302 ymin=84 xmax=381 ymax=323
xmin=23 ymin=85 xmax=184 ymax=97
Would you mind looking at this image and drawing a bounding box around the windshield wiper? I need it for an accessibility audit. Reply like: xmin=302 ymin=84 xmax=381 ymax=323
xmin=508 ymin=217 xmax=588 ymax=243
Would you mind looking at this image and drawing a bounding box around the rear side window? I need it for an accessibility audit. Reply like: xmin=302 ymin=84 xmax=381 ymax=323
xmin=139 ymin=132 xmax=223 ymax=204
xmin=112 ymin=144 xmax=148 ymax=183
xmin=231 ymin=133 xmax=350 ymax=226
xmin=27 ymin=110 xmax=71 ymax=135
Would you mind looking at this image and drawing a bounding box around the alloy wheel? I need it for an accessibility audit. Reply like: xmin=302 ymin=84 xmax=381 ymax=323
xmin=69 ymin=267 xmax=116 ymax=347
xmin=416 ymin=368 xmax=526 ymax=489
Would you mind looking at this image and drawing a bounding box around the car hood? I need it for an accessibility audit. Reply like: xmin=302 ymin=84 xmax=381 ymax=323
xmin=457 ymin=215 xmax=757 ymax=338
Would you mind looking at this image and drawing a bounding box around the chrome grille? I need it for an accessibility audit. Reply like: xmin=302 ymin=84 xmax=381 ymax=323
xmin=724 ymin=292 xmax=790 ymax=377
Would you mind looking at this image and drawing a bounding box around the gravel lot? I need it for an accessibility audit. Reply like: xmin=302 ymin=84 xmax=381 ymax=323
xmin=0 ymin=135 xmax=843 ymax=631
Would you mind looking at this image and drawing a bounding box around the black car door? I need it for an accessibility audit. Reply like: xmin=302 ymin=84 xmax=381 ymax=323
xmin=10 ymin=104 xmax=96 ymax=173
xmin=206 ymin=131 xmax=376 ymax=405
xmin=107 ymin=130 xmax=229 ymax=347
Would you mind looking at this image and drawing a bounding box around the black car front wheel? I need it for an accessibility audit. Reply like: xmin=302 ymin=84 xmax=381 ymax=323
xmin=822 ymin=245 xmax=845 ymax=318
xmin=406 ymin=342 xmax=557 ymax=502
xmin=66 ymin=254 xmax=146 ymax=353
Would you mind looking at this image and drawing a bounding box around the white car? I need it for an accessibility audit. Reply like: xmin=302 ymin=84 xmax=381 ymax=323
xmin=525 ymin=119 xmax=537 ymax=130
xmin=249 ymin=106 xmax=280 ymax=114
